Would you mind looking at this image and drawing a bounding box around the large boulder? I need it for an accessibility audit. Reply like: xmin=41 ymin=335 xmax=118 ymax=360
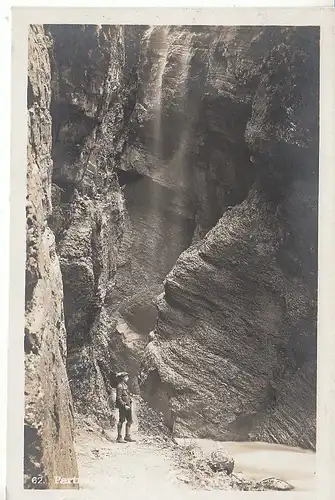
xmin=207 ymin=450 xmax=234 ymax=475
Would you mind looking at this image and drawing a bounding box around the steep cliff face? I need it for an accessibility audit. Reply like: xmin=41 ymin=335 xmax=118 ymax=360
xmin=26 ymin=23 xmax=318 ymax=469
xmin=25 ymin=25 xmax=78 ymax=488
xmin=25 ymin=24 xmax=143 ymax=458
xmin=140 ymin=27 xmax=319 ymax=450
xmin=45 ymin=24 xmax=142 ymax=422
xmin=109 ymin=27 xmax=266 ymax=342
xmin=105 ymin=26 xmax=200 ymax=381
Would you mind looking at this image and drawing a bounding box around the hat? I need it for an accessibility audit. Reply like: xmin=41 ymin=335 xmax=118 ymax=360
xmin=116 ymin=371 xmax=129 ymax=379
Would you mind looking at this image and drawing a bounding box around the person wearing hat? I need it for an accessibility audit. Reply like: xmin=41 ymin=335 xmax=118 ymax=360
xmin=115 ymin=372 xmax=135 ymax=443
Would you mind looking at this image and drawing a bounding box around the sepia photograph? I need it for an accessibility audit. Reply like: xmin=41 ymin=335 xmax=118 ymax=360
xmin=19 ymin=13 xmax=322 ymax=496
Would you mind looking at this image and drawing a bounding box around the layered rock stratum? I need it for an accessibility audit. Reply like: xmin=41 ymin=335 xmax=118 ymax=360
xmin=139 ymin=26 xmax=318 ymax=450
xmin=24 ymin=24 xmax=319 ymax=482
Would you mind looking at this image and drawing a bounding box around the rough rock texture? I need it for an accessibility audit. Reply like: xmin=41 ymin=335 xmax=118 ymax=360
xmin=173 ymin=442 xmax=294 ymax=491
xmin=26 ymin=24 xmax=319 ymax=468
xmin=109 ymin=27 xmax=269 ymax=340
xmin=257 ymin=478 xmax=294 ymax=491
xmin=25 ymin=25 xmax=145 ymax=470
xmin=45 ymin=24 xmax=142 ymax=422
xmin=106 ymin=27 xmax=199 ymax=343
xmin=106 ymin=175 xmax=196 ymax=336
xmin=140 ymin=27 xmax=319 ymax=450
xmin=208 ymin=450 xmax=234 ymax=474
xmin=25 ymin=25 xmax=78 ymax=488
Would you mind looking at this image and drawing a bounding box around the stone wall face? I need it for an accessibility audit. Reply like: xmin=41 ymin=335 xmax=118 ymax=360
xmin=25 ymin=25 xmax=78 ymax=489
xmin=25 ymin=26 xmax=319 ymax=480
xmin=46 ymin=25 xmax=129 ymax=422
xmin=139 ymin=26 xmax=319 ymax=451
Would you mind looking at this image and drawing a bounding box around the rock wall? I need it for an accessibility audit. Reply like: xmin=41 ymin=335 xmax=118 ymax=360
xmin=25 ymin=25 xmax=78 ymax=488
xmin=46 ymin=24 xmax=143 ymax=422
xmin=25 ymin=24 xmax=319 ymax=471
xmin=110 ymin=27 xmax=267 ymax=344
xmin=140 ymin=26 xmax=319 ymax=450
xmin=105 ymin=27 xmax=200 ymax=386
xmin=25 ymin=26 xmax=144 ymax=477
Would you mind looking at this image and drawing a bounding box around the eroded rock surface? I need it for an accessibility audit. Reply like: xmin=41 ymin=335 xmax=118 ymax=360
xmin=25 ymin=25 xmax=78 ymax=488
xmin=25 ymin=26 xmax=318 ymax=480
xmin=46 ymin=24 xmax=140 ymax=422
xmin=140 ymin=27 xmax=318 ymax=450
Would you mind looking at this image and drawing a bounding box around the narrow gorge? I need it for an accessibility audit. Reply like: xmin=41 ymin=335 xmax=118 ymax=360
xmin=25 ymin=24 xmax=319 ymax=488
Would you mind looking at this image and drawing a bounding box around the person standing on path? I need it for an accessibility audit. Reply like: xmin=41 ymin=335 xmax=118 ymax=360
xmin=115 ymin=372 xmax=136 ymax=443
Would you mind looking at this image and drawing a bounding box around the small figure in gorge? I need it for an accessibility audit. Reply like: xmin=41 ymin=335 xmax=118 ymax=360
xmin=115 ymin=372 xmax=135 ymax=443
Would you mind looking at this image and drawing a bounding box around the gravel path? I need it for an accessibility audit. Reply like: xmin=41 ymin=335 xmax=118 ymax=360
xmin=74 ymin=404 xmax=192 ymax=500
xmin=75 ymin=430 xmax=188 ymax=496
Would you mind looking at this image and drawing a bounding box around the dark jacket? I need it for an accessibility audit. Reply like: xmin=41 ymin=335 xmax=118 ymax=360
xmin=116 ymin=381 xmax=132 ymax=409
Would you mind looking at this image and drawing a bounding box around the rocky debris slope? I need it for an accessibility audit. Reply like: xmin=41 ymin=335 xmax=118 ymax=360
xmin=140 ymin=27 xmax=319 ymax=450
xmin=174 ymin=442 xmax=294 ymax=491
xmin=24 ymin=25 xmax=78 ymax=488
xmin=136 ymin=396 xmax=175 ymax=444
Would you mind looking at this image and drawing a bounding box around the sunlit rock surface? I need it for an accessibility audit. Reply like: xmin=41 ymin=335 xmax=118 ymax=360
xmin=25 ymin=25 xmax=78 ymax=488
